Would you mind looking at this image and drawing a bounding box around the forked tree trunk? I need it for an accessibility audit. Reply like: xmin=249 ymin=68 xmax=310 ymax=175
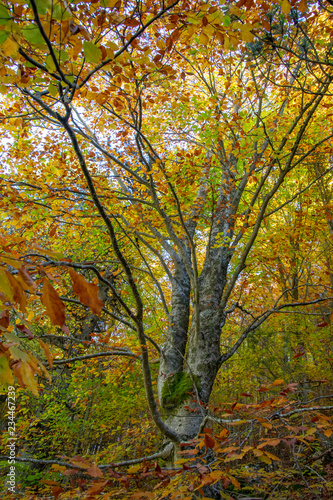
xmin=158 ymin=252 xmax=231 ymax=441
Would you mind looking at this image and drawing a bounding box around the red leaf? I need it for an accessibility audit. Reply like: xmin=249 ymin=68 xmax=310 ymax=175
xmin=204 ymin=433 xmax=215 ymax=449
xmin=293 ymin=351 xmax=305 ymax=359
xmin=240 ymin=392 xmax=253 ymax=397
xmin=257 ymin=386 xmax=269 ymax=392
xmin=17 ymin=324 xmax=34 ymax=339
xmin=318 ymin=320 xmax=328 ymax=328
xmin=231 ymin=400 xmax=238 ymax=411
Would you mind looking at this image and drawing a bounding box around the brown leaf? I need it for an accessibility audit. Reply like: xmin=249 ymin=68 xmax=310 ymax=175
xmin=0 ymin=309 xmax=10 ymax=328
xmin=87 ymin=465 xmax=103 ymax=478
xmin=52 ymin=486 xmax=65 ymax=499
xmin=85 ymin=480 xmax=109 ymax=497
xmin=17 ymin=324 xmax=34 ymax=340
xmin=41 ymin=279 xmax=66 ymax=327
xmin=68 ymin=268 xmax=103 ymax=315
xmin=204 ymin=433 xmax=215 ymax=449
xmin=18 ymin=266 xmax=35 ymax=291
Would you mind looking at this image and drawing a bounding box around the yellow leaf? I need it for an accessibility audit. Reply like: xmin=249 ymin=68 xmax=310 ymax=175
xmin=264 ymin=451 xmax=280 ymax=461
xmin=199 ymin=33 xmax=209 ymax=46
xmin=281 ymin=0 xmax=291 ymax=15
xmin=13 ymin=360 xmax=38 ymax=395
xmin=228 ymin=475 xmax=240 ymax=488
xmin=6 ymin=272 xmax=26 ymax=312
xmin=324 ymin=429 xmax=332 ymax=438
xmin=259 ymin=454 xmax=272 ymax=464
xmin=51 ymin=464 xmax=66 ymax=472
xmin=107 ymin=0 xmax=121 ymax=8
xmin=0 ymin=355 xmax=14 ymax=388
xmin=156 ymin=39 xmax=166 ymax=50
xmin=1 ymin=255 xmax=21 ymax=269
xmin=241 ymin=445 xmax=253 ymax=453
xmin=127 ymin=464 xmax=142 ymax=473
xmin=306 ymin=427 xmax=317 ymax=436
xmin=240 ymin=24 xmax=254 ymax=43
xmin=0 ymin=269 xmax=14 ymax=301
xmin=209 ymin=470 xmax=224 ymax=481
xmin=1 ymin=37 xmax=18 ymax=57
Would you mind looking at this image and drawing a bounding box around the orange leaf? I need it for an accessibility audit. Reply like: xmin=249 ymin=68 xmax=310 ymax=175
xmin=12 ymin=360 xmax=38 ymax=395
xmin=38 ymin=339 xmax=53 ymax=369
xmin=299 ymin=0 xmax=307 ymax=13
xmin=68 ymin=268 xmax=103 ymax=315
xmin=41 ymin=279 xmax=66 ymax=327
xmin=6 ymin=272 xmax=26 ymax=312
xmin=271 ymin=379 xmax=284 ymax=386
xmin=228 ymin=474 xmax=240 ymax=488
xmin=18 ymin=266 xmax=35 ymax=291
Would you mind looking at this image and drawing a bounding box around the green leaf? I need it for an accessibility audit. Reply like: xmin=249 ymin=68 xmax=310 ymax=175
xmin=45 ymin=54 xmax=56 ymax=72
xmin=22 ymin=26 xmax=45 ymax=45
xmin=0 ymin=4 xmax=11 ymax=25
xmin=83 ymin=41 xmax=102 ymax=64
xmin=48 ymin=83 xmax=58 ymax=97
xmin=35 ymin=0 xmax=52 ymax=15
xmin=0 ymin=30 xmax=7 ymax=44
xmin=59 ymin=49 xmax=68 ymax=62
xmin=223 ymin=14 xmax=231 ymax=27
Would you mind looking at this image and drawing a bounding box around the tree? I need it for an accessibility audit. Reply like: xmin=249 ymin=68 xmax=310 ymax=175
xmin=0 ymin=0 xmax=333 ymax=466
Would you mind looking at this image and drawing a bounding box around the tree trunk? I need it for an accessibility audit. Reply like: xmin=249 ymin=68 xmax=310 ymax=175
xmin=158 ymin=252 xmax=230 ymax=441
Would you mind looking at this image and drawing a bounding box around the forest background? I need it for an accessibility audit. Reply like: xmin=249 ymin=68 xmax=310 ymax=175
xmin=0 ymin=0 xmax=332 ymax=498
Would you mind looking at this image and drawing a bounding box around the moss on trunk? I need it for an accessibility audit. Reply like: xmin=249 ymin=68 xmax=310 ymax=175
xmin=161 ymin=371 xmax=200 ymax=410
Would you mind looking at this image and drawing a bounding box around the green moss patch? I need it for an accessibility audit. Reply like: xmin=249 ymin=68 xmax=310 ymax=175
xmin=161 ymin=371 xmax=200 ymax=410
